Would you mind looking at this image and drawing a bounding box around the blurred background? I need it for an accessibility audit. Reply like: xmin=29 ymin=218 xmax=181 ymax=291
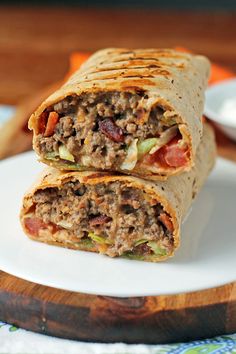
xmin=0 ymin=1 xmax=235 ymax=158
xmin=0 ymin=1 xmax=236 ymax=104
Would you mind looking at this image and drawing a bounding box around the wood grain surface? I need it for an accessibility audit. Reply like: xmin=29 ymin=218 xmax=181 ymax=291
xmin=0 ymin=7 xmax=236 ymax=104
xmin=0 ymin=271 xmax=235 ymax=344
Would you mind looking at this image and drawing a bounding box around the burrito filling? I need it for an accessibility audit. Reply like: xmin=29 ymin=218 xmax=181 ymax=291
xmin=35 ymin=91 xmax=189 ymax=172
xmin=23 ymin=181 xmax=174 ymax=259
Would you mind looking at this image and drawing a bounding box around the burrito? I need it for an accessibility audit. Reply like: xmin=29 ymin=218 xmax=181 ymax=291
xmin=20 ymin=124 xmax=216 ymax=262
xmin=29 ymin=48 xmax=210 ymax=180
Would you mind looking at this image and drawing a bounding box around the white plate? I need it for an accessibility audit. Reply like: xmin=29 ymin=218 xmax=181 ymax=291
xmin=0 ymin=152 xmax=236 ymax=297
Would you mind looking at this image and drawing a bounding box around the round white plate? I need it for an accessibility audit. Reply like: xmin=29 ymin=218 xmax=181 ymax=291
xmin=0 ymin=152 xmax=235 ymax=297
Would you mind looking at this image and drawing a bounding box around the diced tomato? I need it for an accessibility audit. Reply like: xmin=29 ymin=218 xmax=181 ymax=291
xmin=158 ymin=213 xmax=174 ymax=233
xmin=37 ymin=111 xmax=59 ymax=136
xmin=24 ymin=216 xmax=61 ymax=236
xmin=44 ymin=111 xmax=59 ymax=137
xmin=38 ymin=112 xmax=48 ymax=134
xmin=24 ymin=217 xmax=60 ymax=236
xmin=145 ymin=135 xmax=189 ymax=168
xmin=148 ymin=147 xmax=169 ymax=167
xmin=24 ymin=217 xmax=48 ymax=237
xmin=164 ymin=141 xmax=188 ymax=167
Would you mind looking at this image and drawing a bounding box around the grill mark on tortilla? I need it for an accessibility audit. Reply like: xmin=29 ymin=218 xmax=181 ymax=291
xmin=106 ymin=57 xmax=161 ymax=62
xmin=97 ymin=52 xmax=189 ymax=62
xmin=81 ymin=77 xmax=155 ymax=87
xmin=81 ymin=68 xmax=170 ymax=78
xmin=81 ymin=65 xmax=162 ymax=76
xmin=79 ymin=61 xmax=163 ymax=74
xmin=73 ymin=75 xmax=157 ymax=85
xmin=81 ymin=60 xmax=182 ymax=77
xmin=119 ymin=74 xmax=155 ymax=78
xmin=77 ymin=69 xmax=170 ymax=84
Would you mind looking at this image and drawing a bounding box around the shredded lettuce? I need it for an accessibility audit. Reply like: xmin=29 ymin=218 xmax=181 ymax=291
xmin=122 ymin=241 xmax=167 ymax=261
xmin=59 ymin=144 xmax=75 ymax=162
xmin=63 ymin=162 xmax=82 ymax=169
xmin=149 ymin=126 xmax=178 ymax=155
xmin=74 ymin=238 xmax=94 ymax=248
xmin=120 ymin=139 xmax=138 ymax=170
xmin=46 ymin=157 xmax=81 ymax=169
xmin=137 ymin=138 xmax=158 ymax=159
xmin=135 ymin=240 xmax=167 ymax=256
xmin=88 ymin=232 xmax=112 ymax=245
xmin=136 ymin=126 xmax=178 ymax=160
xmin=134 ymin=239 xmax=148 ymax=246
xmin=45 ymin=152 xmax=59 ymax=161
xmin=122 ymin=252 xmax=145 ymax=261
xmin=147 ymin=241 xmax=167 ymax=256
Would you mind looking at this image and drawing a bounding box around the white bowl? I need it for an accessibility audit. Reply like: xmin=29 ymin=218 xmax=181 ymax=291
xmin=204 ymin=78 xmax=236 ymax=141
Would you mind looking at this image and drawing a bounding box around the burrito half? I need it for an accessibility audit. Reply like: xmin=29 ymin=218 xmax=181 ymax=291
xmin=20 ymin=124 xmax=216 ymax=262
xmin=29 ymin=48 xmax=210 ymax=180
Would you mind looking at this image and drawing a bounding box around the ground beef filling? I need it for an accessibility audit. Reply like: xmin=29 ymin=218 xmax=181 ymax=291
xmin=30 ymin=181 xmax=174 ymax=257
xmin=35 ymin=91 xmax=179 ymax=170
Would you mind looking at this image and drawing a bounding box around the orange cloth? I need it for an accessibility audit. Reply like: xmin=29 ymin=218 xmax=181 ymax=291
xmin=67 ymin=49 xmax=235 ymax=85
xmin=209 ymin=63 xmax=234 ymax=84
xmin=67 ymin=52 xmax=91 ymax=78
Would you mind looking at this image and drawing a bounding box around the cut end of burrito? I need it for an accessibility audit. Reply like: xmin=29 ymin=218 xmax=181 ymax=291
xmin=21 ymin=177 xmax=175 ymax=261
xmin=20 ymin=124 xmax=216 ymax=262
xmin=29 ymin=48 xmax=210 ymax=179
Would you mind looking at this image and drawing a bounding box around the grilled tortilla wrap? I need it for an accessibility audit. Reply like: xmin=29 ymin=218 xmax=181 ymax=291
xmin=21 ymin=124 xmax=216 ymax=262
xmin=29 ymin=48 xmax=210 ymax=180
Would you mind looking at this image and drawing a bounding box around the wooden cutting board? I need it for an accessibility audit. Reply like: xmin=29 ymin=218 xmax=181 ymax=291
xmin=0 ymin=272 xmax=235 ymax=344
xmin=0 ymin=122 xmax=236 ymax=344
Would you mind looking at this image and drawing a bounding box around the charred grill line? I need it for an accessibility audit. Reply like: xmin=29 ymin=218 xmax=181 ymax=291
xmin=80 ymin=65 xmax=162 ymax=76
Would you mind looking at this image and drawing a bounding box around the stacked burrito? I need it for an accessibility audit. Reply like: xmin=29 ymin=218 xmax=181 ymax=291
xmin=20 ymin=48 xmax=216 ymax=262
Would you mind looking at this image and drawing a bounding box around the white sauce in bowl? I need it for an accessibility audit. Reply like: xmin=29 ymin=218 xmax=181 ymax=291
xmin=218 ymin=97 xmax=236 ymax=127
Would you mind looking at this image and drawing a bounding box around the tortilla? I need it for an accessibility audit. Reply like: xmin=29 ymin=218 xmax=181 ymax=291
xmin=29 ymin=48 xmax=210 ymax=180
xmin=20 ymin=124 xmax=216 ymax=262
